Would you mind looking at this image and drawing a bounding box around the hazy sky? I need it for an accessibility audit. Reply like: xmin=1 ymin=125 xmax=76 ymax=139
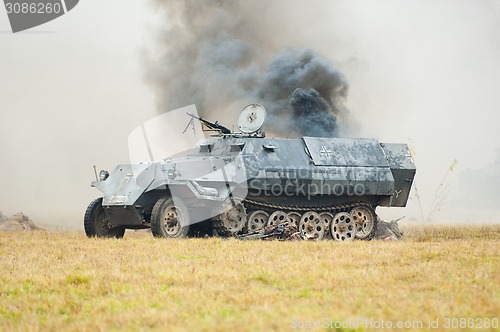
xmin=0 ymin=1 xmax=158 ymax=227
xmin=1 ymin=0 xmax=499 ymax=228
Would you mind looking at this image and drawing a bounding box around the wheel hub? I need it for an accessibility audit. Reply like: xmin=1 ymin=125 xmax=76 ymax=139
xmin=162 ymin=206 xmax=181 ymax=236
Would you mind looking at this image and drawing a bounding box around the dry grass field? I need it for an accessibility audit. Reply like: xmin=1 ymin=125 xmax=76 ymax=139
xmin=0 ymin=225 xmax=499 ymax=331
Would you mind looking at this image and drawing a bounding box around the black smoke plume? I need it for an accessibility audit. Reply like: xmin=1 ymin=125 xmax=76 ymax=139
xmin=146 ymin=0 xmax=349 ymax=137
xmin=290 ymin=88 xmax=338 ymax=137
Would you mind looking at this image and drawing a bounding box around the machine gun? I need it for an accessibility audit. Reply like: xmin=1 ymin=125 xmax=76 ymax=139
xmin=186 ymin=113 xmax=231 ymax=135
xmin=184 ymin=105 xmax=267 ymax=138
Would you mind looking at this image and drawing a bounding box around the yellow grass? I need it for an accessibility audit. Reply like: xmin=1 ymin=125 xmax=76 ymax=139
xmin=0 ymin=226 xmax=499 ymax=331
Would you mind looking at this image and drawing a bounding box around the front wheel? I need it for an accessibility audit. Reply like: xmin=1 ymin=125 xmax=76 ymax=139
xmin=150 ymin=197 xmax=190 ymax=238
xmin=84 ymin=198 xmax=125 ymax=238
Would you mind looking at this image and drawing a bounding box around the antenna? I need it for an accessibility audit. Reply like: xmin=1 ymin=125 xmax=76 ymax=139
xmin=238 ymin=104 xmax=267 ymax=134
xmin=182 ymin=117 xmax=197 ymax=137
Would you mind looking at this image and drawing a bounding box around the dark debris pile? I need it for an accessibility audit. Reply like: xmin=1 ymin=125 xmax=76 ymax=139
xmin=0 ymin=212 xmax=45 ymax=232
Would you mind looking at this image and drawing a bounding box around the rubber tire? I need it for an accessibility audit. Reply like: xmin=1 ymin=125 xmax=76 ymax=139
xmin=151 ymin=197 xmax=190 ymax=238
xmin=84 ymin=197 xmax=125 ymax=238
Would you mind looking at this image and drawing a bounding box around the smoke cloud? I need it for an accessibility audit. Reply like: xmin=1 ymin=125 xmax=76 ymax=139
xmin=146 ymin=0 xmax=349 ymax=137
xmin=290 ymin=88 xmax=338 ymax=137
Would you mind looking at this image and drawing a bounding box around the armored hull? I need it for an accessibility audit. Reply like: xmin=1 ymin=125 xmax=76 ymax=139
xmin=85 ymin=140 xmax=415 ymax=241
xmin=85 ymin=106 xmax=416 ymax=241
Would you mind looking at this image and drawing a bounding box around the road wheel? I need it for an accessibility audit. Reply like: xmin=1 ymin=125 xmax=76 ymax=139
xmin=319 ymin=212 xmax=334 ymax=240
xmin=151 ymin=197 xmax=189 ymax=238
xmin=330 ymin=212 xmax=355 ymax=241
xmin=246 ymin=210 xmax=269 ymax=232
xmin=299 ymin=212 xmax=325 ymax=240
xmin=267 ymin=210 xmax=289 ymax=227
xmin=287 ymin=212 xmax=301 ymax=228
xmin=216 ymin=200 xmax=247 ymax=236
xmin=84 ymin=198 xmax=125 ymax=238
xmin=351 ymin=206 xmax=377 ymax=240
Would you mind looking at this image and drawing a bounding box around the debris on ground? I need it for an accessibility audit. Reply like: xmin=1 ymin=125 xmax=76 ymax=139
xmin=375 ymin=217 xmax=404 ymax=240
xmin=239 ymin=218 xmax=404 ymax=241
xmin=0 ymin=212 xmax=45 ymax=232
xmin=239 ymin=222 xmax=303 ymax=241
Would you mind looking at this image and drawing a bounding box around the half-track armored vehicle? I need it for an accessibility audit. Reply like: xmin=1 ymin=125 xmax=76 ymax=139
xmin=85 ymin=104 xmax=416 ymax=241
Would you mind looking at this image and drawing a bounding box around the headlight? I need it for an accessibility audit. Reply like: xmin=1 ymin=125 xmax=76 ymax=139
xmin=99 ymin=170 xmax=109 ymax=181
